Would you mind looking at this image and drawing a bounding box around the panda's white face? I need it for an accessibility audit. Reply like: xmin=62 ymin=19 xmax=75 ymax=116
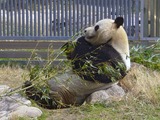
xmin=84 ymin=19 xmax=117 ymax=45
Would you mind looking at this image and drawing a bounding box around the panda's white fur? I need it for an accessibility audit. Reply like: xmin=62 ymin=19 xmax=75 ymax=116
xmin=84 ymin=18 xmax=131 ymax=71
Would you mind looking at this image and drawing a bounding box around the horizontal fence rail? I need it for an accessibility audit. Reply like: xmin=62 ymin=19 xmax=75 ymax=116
xmin=0 ymin=40 xmax=67 ymax=66
xmin=0 ymin=0 xmax=145 ymax=40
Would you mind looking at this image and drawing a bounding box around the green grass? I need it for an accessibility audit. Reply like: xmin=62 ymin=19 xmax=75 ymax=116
xmin=37 ymin=97 xmax=160 ymax=120
xmin=130 ymin=40 xmax=160 ymax=71
xmin=76 ymin=100 xmax=160 ymax=120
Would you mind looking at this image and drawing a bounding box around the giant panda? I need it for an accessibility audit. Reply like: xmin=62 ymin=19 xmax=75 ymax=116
xmin=24 ymin=17 xmax=130 ymax=109
xmin=65 ymin=17 xmax=130 ymax=83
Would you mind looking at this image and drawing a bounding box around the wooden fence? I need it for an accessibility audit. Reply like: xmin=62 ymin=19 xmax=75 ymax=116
xmin=0 ymin=40 xmax=67 ymax=66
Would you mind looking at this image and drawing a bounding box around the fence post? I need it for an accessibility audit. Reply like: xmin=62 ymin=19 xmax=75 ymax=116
xmin=140 ymin=0 xmax=144 ymax=40
xmin=134 ymin=0 xmax=139 ymax=40
xmin=156 ymin=0 xmax=160 ymax=36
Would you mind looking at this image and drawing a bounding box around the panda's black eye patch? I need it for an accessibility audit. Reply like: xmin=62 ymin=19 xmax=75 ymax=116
xmin=94 ymin=25 xmax=99 ymax=31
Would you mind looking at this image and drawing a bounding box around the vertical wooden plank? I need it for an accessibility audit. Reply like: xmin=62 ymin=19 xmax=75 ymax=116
xmin=143 ymin=0 xmax=149 ymax=37
xmin=65 ymin=0 xmax=68 ymax=36
xmin=84 ymin=0 xmax=87 ymax=27
xmin=22 ymin=0 xmax=25 ymax=36
xmin=26 ymin=0 xmax=29 ymax=36
xmin=124 ymin=0 xmax=127 ymax=32
xmin=112 ymin=0 xmax=115 ymax=19
xmin=156 ymin=0 xmax=160 ymax=36
xmin=88 ymin=0 xmax=92 ymax=26
xmin=14 ymin=0 xmax=17 ymax=36
xmin=108 ymin=0 xmax=111 ymax=18
xmin=34 ymin=0 xmax=37 ymax=36
xmin=154 ymin=0 xmax=156 ymax=37
xmin=120 ymin=0 xmax=123 ymax=17
xmin=96 ymin=0 xmax=99 ymax=21
xmin=100 ymin=0 xmax=103 ymax=19
xmin=6 ymin=0 xmax=9 ymax=36
xmin=42 ymin=0 xmax=44 ymax=36
xmin=131 ymin=0 xmax=134 ymax=36
xmin=0 ymin=0 xmax=1 ymax=36
xmin=53 ymin=0 xmax=56 ymax=36
xmin=61 ymin=0 xmax=64 ymax=36
xmin=69 ymin=0 xmax=72 ymax=36
xmin=77 ymin=0 xmax=80 ymax=33
xmin=140 ymin=0 xmax=144 ymax=39
xmin=18 ymin=0 xmax=21 ymax=36
xmin=49 ymin=0 xmax=52 ymax=36
xmin=116 ymin=0 xmax=119 ymax=17
xmin=150 ymin=0 xmax=154 ymax=37
xmin=92 ymin=0 xmax=95 ymax=23
xmin=38 ymin=0 xmax=41 ymax=36
xmin=30 ymin=0 xmax=33 ymax=36
xmin=46 ymin=0 xmax=48 ymax=36
xmin=104 ymin=0 xmax=107 ymax=18
xmin=10 ymin=0 xmax=13 ymax=36
xmin=73 ymin=0 xmax=76 ymax=35
xmin=80 ymin=0 xmax=83 ymax=29
xmin=128 ymin=0 xmax=131 ymax=36
xmin=135 ymin=0 xmax=140 ymax=39
xmin=57 ymin=0 xmax=60 ymax=36
xmin=158 ymin=0 xmax=160 ymax=36
xmin=3 ymin=0 xmax=5 ymax=36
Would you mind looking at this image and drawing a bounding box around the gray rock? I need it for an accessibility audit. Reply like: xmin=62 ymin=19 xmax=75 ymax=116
xmin=9 ymin=105 xmax=42 ymax=118
xmin=0 ymin=93 xmax=31 ymax=111
xmin=86 ymin=84 xmax=125 ymax=104
xmin=0 ymin=85 xmax=42 ymax=119
xmin=0 ymin=111 xmax=8 ymax=118
xmin=0 ymin=85 xmax=9 ymax=94
xmin=0 ymin=99 xmax=8 ymax=111
xmin=86 ymin=90 xmax=110 ymax=103
xmin=105 ymin=84 xmax=125 ymax=97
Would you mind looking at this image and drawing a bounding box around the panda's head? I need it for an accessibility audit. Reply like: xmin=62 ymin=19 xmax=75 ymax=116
xmin=84 ymin=17 xmax=124 ymax=46
xmin=84 ymin=17 xmax=130 ymax=71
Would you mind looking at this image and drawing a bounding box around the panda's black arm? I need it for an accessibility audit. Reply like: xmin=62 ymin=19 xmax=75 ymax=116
xmin=61 ymin=41 xmax=77 ymax=60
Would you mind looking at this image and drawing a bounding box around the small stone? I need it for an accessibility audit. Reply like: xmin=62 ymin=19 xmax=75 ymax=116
xmin=86 ymin=84 xmax=125 ymax=104
xmin=0 ymin=85 xmax=41 ymax=119
xmin=2 ymin=93 xmax=31 ymax=111
xmin=0 ymin=99 xmax=8 ymax=111
xmin=0 ymin=111 xmax=8 ymax=118
xmin=0 ymin=116 xmax=8 ymax=120
xmin=105 ymin=84 xmax=125 ymax=97
xmin=86 ymin=90 xmax=110 ymax=104
xmin=0 ymin=85 xmax=9 ymax=94
xmin=9 ymin=105 xmax=42 ymax=118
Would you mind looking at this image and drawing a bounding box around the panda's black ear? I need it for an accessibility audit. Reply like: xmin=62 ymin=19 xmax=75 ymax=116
xmin=114 ymin=17 xmax=124 ymax=28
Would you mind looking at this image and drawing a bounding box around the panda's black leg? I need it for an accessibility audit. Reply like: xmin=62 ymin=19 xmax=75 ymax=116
xmin=23 ymin=81 xmax=42 ymax=101
xmin=23 ymin=81 xmax=58 ymax=109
